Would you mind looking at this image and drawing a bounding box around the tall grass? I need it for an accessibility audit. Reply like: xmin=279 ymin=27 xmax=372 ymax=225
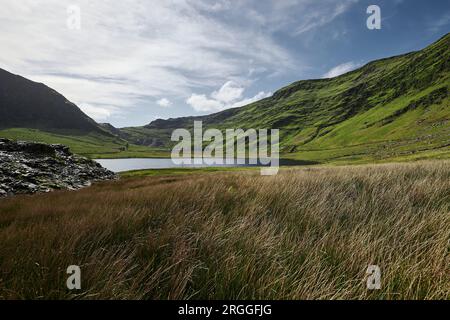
xmin=0 ymin=161 xmax=449 ymax=299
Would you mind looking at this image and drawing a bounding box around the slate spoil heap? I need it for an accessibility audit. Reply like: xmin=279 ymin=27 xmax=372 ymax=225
xmin=0 ymin=138 xmax=116 ymax=197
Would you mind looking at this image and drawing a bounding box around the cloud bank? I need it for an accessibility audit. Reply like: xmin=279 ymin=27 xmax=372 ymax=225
xmin=187 ymin=81 xmax=271 ymax=112
xmin=0 ymin=0 xmax=359 ymax=123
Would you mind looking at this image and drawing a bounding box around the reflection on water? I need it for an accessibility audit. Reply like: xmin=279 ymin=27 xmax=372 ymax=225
xmin=95 ymin=158 xmax=252 ymax=173
xmin=94 ymin=158 xmax=318 ymax=173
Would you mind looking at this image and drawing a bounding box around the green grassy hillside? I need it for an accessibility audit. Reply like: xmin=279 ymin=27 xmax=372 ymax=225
xmin=0 ymin=128 xmax=168 ymax=159
xmin=1 ymin=34 xmax=448 ymax=163
xmin=123 ymin=33 xmax=449 ymax=164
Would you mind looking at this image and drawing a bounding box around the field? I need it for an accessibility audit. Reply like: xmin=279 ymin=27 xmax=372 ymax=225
xmin=0 ymin=161 xmax=449 ymax=299
xmin=0 ymin=128 xmax=169 ymax=159
xmin=2 ymin=126 xmax=449 ymax=164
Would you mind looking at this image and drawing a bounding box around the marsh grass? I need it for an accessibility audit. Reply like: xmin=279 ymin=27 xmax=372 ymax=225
xmin=0 ymin=161 xmax=449 ymax=299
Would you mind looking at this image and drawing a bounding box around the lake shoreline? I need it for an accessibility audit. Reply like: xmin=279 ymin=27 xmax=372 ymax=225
xmin=95 ymin=157 xmax=319 ymax=173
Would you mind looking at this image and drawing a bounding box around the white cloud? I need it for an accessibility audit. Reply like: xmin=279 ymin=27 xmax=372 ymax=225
xmin=293 ymin=0 xmax=358 ymax=35
xmin=323 ymin=61 xmax=360 ymax=78
xmin=0 ymin=0 xmax=359 ymax=124
xmin=211 ymin=81 xmax=244 ymax=103
xmin=156 ymin=98 xmax=172 ymax=108
xmin=230 ymin=91 xmax=272 ymax=109
xmin=78 ymin=103 xmax=112 ymax=121
xmin=187 ymin=82 xmax=271 ymax=112
xmin=187 ymin=94 xmax=224 ymax=112
xmin=0 ymin=0 xmax=296 ymax=122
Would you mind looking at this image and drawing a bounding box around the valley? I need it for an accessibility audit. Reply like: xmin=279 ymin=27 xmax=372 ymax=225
xmin=0 ymin=5 xmax=448 ymax=302
xmin=0 ymin=34 xmax=448 ymax=164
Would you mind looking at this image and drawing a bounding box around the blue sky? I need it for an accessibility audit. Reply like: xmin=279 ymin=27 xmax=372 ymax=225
xmin=0 ymin=0 xmax=449 ymax=127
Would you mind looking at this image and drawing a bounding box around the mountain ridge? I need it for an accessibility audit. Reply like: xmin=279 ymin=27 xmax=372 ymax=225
xmin=117 ymin=32 xmax=449 ymax=163
xmin=0 ymin=68 xmax=108 ymax=134
xmin=0 ymin=32 xmax=448 ymax=163
xmin=139 ymin=33 xmax=449 ymax=131
xmin=0 ymin=69 xmax=142 ymax=157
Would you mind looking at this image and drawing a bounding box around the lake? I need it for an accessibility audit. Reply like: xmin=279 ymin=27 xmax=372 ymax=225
xmin=94 ymin=158 xmax=256 ymax=173
xmin=95 ymin=158 xmax=319 ymax=173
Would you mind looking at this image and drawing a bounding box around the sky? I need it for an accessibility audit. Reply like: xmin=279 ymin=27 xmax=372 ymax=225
xmin=0 ymin=0 xmax=449 ymax=128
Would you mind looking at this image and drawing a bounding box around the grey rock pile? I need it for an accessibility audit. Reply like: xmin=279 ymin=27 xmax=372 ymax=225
xmin=0 ymin=138 xmax=116 ymax=197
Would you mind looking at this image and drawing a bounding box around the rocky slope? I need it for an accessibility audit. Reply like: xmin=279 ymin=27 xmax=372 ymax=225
xmin=0 ymin=138 xmax=116 ymax=197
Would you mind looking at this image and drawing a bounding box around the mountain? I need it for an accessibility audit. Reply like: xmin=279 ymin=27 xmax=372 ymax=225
xmin=0 ymin=68 xmax=136 ymax=156
xmin=0 ymin=69 xmax=170 ymax=158
xmin=121 ymin=33 xmax=450 ymax=163
xmin=1 ymin=33 xmax=448 ymax=163
xmin=99 ymin=123 xmax=124 ymax=137
xmin=0 ymin=68 xmax=104 ymax=132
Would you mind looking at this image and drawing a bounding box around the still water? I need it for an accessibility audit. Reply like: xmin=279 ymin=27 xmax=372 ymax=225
xmin=94 ymin=158 xmax=256 ymax=173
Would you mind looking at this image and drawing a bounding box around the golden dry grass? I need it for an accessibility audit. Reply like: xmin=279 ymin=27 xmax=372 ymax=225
xmin=0 ymin=161 xmax=449 ymax=299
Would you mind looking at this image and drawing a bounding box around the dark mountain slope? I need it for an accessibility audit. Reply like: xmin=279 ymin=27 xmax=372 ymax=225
xmin=0 ymin=68 xmax=101 ymax=132
xmin=0 ymin=69 xmax=143 ymax=157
